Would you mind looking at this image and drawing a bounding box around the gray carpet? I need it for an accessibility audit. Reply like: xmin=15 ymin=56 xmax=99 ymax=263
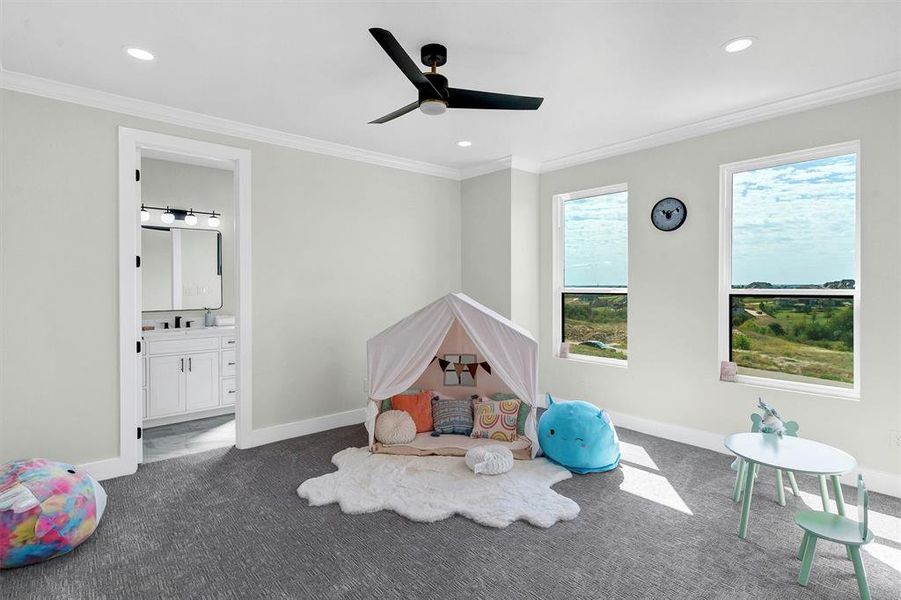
xmin=3 ymin=426 xmax=899 ymax=599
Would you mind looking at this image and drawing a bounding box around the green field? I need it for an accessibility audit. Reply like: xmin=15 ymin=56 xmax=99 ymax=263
xmin=563 ymin=294 xmax=628 ymax=360
xmin=731 ymin=297 xmax=853 ymax=385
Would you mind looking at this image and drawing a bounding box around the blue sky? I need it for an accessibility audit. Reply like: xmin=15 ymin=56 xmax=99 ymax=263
xmin=732 ymin=153 xmax=856 ymax=286
xmin=564 ymin=191 xmax=628 ymax=287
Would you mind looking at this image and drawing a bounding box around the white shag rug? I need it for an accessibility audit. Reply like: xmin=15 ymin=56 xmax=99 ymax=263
xmin=297 ymin=447 xmax=580 ymax=528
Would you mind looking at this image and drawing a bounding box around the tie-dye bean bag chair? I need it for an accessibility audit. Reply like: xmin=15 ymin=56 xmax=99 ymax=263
xmin=0 ymin=458 xmax=107 ymax=568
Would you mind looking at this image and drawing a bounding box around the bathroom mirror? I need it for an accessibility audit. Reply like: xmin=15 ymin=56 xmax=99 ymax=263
xmin=142 ymin=226 xmax=222 ymax=311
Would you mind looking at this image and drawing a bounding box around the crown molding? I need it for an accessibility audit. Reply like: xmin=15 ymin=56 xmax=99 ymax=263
xmin=0 ymin=69 xmax=461 ymax=180
xmin=459 ymin=155 xmax=541 ymax=180
xmin=539 ymin=71 xmax=901 ymax=174
xmin=3 ymin=68 xmax=899 ymax=182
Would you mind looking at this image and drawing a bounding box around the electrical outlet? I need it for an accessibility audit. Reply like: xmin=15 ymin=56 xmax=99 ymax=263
xmin=891 ymin=430 xmax=901 ymax=449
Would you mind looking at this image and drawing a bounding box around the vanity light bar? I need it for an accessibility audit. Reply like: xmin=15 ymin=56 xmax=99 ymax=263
xmin=140 ymin=204 xmax=221 ymax=226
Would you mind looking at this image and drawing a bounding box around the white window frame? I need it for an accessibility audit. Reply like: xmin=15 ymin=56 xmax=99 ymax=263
xmin=552 ymin=183 xmax=629 ymax=367
xmin=718 ymin=141 xmax=861 ymax=399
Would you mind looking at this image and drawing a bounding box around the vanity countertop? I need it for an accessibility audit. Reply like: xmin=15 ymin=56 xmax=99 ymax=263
xmin=142 ymin=325 xmax=235 ymax=340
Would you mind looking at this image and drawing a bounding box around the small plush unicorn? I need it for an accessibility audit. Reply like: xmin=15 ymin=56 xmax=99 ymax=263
xmin=753 ymin=398 xmax=799 ymax=438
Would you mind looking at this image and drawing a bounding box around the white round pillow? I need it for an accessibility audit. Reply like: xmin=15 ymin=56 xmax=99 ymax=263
xmin=374 ymin=410 xmax=416 ymax=445
xmin=465 ymin=445 xmax=514 ymax=475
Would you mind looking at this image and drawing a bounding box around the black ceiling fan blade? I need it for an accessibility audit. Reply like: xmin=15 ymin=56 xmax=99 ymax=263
xmin=369 ymin=101 xmax=419 ymax=124
xmin=369 ymin=28 xmax=442 ymax=98
xmin=447 ymin=88 xmax=543 ymax=110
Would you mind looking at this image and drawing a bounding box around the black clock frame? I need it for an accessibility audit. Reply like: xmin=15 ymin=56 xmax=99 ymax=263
xmin=651 ymin=197 xmax=687 ymax=232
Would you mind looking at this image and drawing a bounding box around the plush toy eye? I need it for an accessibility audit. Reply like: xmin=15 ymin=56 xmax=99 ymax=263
xmin=549 ymin=429 xmax=555 ymax=436
xmin=66 ymin=469 xmax=75 ymax=474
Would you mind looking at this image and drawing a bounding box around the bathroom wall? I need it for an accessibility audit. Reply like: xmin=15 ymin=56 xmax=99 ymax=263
xmin=140 ymin=157 xmax=235 ymax=326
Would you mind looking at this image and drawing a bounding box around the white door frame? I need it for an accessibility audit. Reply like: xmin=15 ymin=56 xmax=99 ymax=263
xmin=118 ymin=127 xmax=252 ymax=477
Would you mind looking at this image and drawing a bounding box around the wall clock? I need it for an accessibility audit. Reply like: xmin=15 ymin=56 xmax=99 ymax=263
xmin=651 ymin=197 xmax=687 ymax=232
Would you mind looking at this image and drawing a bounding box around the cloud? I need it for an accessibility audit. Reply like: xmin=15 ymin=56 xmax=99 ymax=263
xmin=564 ymin=191 xmax=628 ymax=287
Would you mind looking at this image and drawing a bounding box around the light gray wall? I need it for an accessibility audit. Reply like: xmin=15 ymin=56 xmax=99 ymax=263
xmin=460 ymin=170 xmax=512 ymax=316
xmin=140 ymin=158 xmax=235 ymax=320
xmin=539 ymin=91 xmax=901 ymax=477
xmin=510 ymin=169 xmax=540 ymax=337
xmin=0 ymin=89 xmax=461 ymax=463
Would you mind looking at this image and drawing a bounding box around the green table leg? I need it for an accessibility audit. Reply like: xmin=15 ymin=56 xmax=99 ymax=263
xmin=797 ymin=532 xmax=810 ymax=560
xmin=831 ymin=475 xmax=846 ymax=516
xmin=738 ymin=460 xmax=756 ymax=539
xmin=818 ymin=475 xmax=831 ymax=511
xmin=831 ymin=475 xmax=853 ymax=560
xmin=798 ymin=535 xmax=818 ymax=586
xmin=849 ymin=546 xmax=871 ymax=600
xmin=732 ymin=459 xmax=745 ymax=502
xmin=787 ymin=471 xmax=800 ymax=497
xmin=776 ymin=469 xmax=786 ymax=506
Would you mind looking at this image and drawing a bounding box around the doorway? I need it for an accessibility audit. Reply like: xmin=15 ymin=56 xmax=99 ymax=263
xmin=118 ymin=128 xmax=252 ymax=474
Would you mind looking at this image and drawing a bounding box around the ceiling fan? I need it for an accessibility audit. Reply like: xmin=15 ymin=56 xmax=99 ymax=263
xmin=367 ymin=28 xmax=544 ymax=124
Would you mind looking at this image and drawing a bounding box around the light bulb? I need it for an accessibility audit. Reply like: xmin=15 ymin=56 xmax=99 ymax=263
xmin=161 ymin=208 xmax=175 ymax=224
xmin=207 ymin=213 xmax=220 ymax=227
xmin=419 ymin=99 xmax=447 ymax=116
xmin=140 ymin=206 xmax=150 ymax=222
xmin=184 ymin=211 xmax=198 ymax=226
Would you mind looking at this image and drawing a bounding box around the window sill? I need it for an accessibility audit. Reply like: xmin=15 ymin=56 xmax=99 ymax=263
xmin=556 ymin=353 xmax=628 ymax=368
xmin=722 ymin=373 xmax=859 ymax=401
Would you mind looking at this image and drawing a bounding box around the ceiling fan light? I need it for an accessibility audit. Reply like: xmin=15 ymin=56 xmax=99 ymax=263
xmin=419 ymin=99 xmax=447 ymax=116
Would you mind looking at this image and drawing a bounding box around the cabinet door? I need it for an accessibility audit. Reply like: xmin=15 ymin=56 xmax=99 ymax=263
xmin=185 ymin=351 xmax=220 ymax=411
xmin=148 ymin=355 xmax=185 ymax=417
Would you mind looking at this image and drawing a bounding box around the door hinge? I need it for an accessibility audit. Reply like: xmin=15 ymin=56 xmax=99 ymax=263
xmin=136 ymin=255 xmax=141 ymax=268
xmin=137 ymin=427 xmax=142 ymax=440
xmin=136 ymin=341 xmax=142 ymax=354
xmin=135 ymin=169 xmax=141 ymax=182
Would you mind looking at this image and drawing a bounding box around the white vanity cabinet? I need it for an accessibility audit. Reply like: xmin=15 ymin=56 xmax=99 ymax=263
xmin=142 ymin=326 xmax=237 ymax=427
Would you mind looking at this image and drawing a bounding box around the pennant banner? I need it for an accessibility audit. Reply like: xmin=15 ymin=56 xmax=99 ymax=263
xmin=432 ymin=356 xmax=492 ymax=378
xmin=479 ymin=361 xmax=491 ymax=375
xmin=466 ymin=363 xmax=479 ymax=379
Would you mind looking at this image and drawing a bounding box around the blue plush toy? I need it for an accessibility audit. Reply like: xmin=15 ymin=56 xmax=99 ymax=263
xmin=538 ymin=394 xmax=621 ymax=474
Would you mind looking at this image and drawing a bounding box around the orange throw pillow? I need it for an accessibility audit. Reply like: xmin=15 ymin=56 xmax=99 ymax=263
xmin=391 ymin=391 xmax=434 ymax=433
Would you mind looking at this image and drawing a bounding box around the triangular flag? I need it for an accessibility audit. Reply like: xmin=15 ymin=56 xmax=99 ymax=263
xmin=480 ymin=361 xmax=491 ymax=375
xmin=438 ymin=358 xmax=450 ymax=371
xmin=466 ymin=363 xmax=479 ymax=378
xmin=454 ymin=362 xmax=465 ymax=377
xmin=429 ymin=356 xmax=437 ymax=365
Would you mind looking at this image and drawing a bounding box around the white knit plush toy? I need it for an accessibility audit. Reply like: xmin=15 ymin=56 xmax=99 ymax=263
xmin=465 ymin=445 xmax=514 ymax=475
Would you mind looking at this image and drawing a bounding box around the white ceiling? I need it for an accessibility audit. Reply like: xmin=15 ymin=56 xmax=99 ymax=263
xmin=2 ymin=2 xmax=899 ymax=174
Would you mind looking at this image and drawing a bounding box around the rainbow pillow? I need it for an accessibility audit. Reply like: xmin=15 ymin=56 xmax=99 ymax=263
xmin=0 ymin=458 xmax=107 ymax=569
xmin=471 ymin=400 xmax=520 ymax=442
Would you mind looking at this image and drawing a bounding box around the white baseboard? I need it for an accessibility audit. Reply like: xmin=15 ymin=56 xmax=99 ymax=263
xmin=78 ymin=456 xmax=135 ymax=482
xmin=244 ymin=407 xmax=366 ymax=449
xmin=608 ymin=409 xmax=901 ymax=498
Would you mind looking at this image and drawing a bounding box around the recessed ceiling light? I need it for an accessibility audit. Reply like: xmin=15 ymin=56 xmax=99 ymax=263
xmin=457 ymin=140 xmax=472 ymax=147
xmin=125 ymin=47 xmax=155 ymax=61
xmin=723 ymin=37 xmax=755 ymax=53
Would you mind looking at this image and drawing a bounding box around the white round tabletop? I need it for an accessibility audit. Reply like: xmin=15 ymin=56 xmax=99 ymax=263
xmin=724 ymin=432 xmax=856 ymax=475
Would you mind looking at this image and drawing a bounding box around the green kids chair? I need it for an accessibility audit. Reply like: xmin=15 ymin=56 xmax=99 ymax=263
xmin=796 ymin=474 xmax=874 ymax=599
xmin=731 ymin=412 xmax=801 ymax=505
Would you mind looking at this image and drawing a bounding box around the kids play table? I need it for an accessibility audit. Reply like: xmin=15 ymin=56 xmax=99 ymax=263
xmin=724 ymin=432 xmax=856 ymax=539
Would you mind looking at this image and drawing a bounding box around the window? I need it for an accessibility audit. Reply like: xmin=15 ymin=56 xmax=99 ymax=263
xmin=720 ymin=143 xmax=859 ymax=395
xmin=554 ymin=185 xmax=628 ymax=363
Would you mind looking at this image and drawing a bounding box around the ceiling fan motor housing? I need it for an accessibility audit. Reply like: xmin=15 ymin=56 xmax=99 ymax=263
xmin=421 ymin=43 xmax=447 ymax=67
xmin=420 ymin=73 xmax=449 ymax=104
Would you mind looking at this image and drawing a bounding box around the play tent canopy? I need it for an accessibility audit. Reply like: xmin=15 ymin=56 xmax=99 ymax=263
xmin=365 ymin=293 xmax=539 ymax=456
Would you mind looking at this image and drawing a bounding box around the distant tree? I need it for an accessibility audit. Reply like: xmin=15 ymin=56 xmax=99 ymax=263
xmin=734 ymin=335 xmax=752 ymax=351
xmin=768 ymin=322 xmax=785 ymax=336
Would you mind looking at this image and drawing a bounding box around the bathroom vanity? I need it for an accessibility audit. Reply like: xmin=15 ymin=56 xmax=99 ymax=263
xmin=142 ymin=326 xmax=237 ymax=428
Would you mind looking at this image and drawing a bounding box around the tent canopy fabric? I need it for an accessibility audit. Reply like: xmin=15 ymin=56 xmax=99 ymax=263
xmin=365 ymin=293 xmax=540 ymax=456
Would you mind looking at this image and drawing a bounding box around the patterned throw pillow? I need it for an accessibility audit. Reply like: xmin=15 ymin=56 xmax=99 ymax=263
xmin=471 ymin=400 xmax=520 ymax=442
xmin=431 ymin=397 xmax=474 ymax=435
xmin=490 ymin=393 xmax=530 ymax=435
